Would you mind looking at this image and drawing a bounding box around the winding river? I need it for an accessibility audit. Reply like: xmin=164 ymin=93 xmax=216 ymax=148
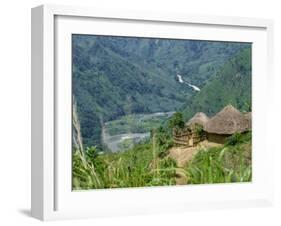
xmin=101 ymin=111 xmax=174 ymax=152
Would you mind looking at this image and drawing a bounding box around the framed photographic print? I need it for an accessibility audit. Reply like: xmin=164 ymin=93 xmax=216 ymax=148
xmin=31 ymin=4 xmax=274 ymax=221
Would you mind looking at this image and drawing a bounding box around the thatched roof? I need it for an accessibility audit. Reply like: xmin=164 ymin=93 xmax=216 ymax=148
xmin=186 ymin=112 xmax=209 ymax=127
xmin=204 ymin=105 xmax=249 ymax=135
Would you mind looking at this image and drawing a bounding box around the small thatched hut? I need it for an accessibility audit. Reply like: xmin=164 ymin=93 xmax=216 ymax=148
xmin=172 ymin=127 xmax=192 ymax=146
xmin=173 ymin=112 xmax=209 ymax=147
xmin=204 ymin=105 xmax=250 ymax=143
xmin=186 ymin=112 xmax=209 ymax=127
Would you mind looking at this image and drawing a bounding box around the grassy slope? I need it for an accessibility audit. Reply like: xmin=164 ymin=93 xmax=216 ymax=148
xmin=73 ymin=129 xmax=177 ymax=189
xmin=186 ymin=132 xmax=252 ymax=184
xmin=73 ymin=131 xmax=252 ymax=189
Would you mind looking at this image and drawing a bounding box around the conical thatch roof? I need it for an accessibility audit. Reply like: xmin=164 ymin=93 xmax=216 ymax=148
xmin=186 ymin=112 xmax=209 ymax=127
xmin=204 ymin=105 xmax=249 ymax=135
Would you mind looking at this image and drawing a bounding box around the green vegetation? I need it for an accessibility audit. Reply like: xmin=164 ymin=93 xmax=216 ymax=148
xmin=168 ymin=112 xmax=185 ymax=130
xmin=72 ymin=36 xmax=252 ymax=190
xmin=73 ymin=125 xmax=252 ymax=189
xmin=73 ymin=127 xmax=176 ymax=189
xmin=73 ymin=35 xmax=250 ymax=148
xmin=186 ymin=132 xmax=252 ymax=184
xmin=182 ymin=47 xmax=252 ymax=120
xmin=194 ymin=124 xmax=204 ymax=137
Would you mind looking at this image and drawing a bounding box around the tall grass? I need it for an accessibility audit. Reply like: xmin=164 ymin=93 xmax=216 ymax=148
xmin=72 ymin=115 xmax=252 ymax=189
xmin=72 ymin=128 xmax=177 ymax=190
xmin=186 ymin=132 xmax=252 ymax=184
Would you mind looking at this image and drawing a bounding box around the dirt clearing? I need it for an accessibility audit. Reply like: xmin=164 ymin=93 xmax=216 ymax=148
xmin=168 ymin=140 xmax=222 ymax=168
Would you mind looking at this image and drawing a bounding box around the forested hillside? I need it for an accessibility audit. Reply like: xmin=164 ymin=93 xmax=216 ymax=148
xmin=72 ymin=35 xmax=250 ymax=148
xmin=182 ymin=47 xmax=252 ymax=120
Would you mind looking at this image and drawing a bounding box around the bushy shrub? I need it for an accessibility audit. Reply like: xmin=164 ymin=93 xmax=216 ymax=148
xmin=225 ymin=133 xmax=243 ymax=146
xmin=194 ymin=124 xmax=204 ymax=137
xmin=225 ymin=131 xmax=251 ymax=146
xmin=168 ymin=112 xmax=185 ymax=130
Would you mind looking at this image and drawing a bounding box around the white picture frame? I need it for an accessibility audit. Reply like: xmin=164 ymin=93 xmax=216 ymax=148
xmin=31 ymin=4 xmax=274 ymax=221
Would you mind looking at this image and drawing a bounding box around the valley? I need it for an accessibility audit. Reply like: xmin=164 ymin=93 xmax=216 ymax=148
xmin=72 ymin=35 xmax=252 ymax=190
xmin=72 ymin=35 xmax=250 ymax=148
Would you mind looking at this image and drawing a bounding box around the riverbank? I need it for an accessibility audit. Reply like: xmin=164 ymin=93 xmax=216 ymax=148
xmin=101 ymin=112 xmax=174 ymax=152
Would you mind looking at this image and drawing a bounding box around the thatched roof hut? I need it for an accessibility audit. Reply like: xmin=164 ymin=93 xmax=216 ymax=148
xmin=186 ymin=112 xmax=209 ymax=127
xmin=204 ymin=105 xmax=249 ymax=135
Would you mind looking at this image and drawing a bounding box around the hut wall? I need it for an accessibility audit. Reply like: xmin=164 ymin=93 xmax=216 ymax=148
xmin=173 ymin=128 xmax=190 ymax=146
xmin=192 ymin=134 xmax=203 ymax=145
xmin=173 ymin=129 xmax=207 ymax=147
xmin=173 ymin=136 xmax=189 ymax=146
xmin=206 ymin=133 xmax=229 ymax=144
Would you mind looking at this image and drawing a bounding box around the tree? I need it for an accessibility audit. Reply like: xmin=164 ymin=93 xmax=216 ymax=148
xmin=168 ymin=112 xmax=185 ymax=130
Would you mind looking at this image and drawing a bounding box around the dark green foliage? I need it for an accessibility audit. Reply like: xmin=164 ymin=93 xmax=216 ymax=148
xmin=225 ymin=131 xmax=252 ymax=146
xmin=72 ymin=150 xmax=102 ymax=189
xmin=83 ymin=146 xmax=107 ymax=175
xmin=225 ymin=133 xmax=243 ymax=146
xmin=154 ymin=126 xmax=174 ymax=158
xmin=194 ymin=124 xmax=204 ymax=137
xmin=182 ymin=47 xmax=252 ymax=120
xmin=168 ymin=112 xmax=185 ymax=129
xmin=85 ymin=146 xmax=98 ymax=161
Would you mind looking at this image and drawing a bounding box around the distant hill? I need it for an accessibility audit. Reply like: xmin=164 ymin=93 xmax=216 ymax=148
xmin=182 ymin=47 xmax=252 ymax=120
xmin=72 ymin=35 xmax=250 ymax=148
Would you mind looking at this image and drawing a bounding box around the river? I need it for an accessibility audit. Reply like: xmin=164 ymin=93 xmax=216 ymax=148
xmin=102 ymin=131 xmax=150 ymax=152
xmin=101 ymin=111 xmax=174 ymax=152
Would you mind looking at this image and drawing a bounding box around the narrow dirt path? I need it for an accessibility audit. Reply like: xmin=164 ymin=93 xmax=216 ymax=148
xmin=175 ymin=168 xmax=188 ymax=185
xmin=169 ymin=146 xmax=199 ymax=168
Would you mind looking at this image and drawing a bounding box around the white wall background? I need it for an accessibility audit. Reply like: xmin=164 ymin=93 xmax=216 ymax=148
xmin=0 ymin=0 xmax=280 ymax=225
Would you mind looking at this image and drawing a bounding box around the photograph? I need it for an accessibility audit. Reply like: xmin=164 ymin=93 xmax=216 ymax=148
xmin=71 ymin=34 xmax=252 ymax=190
